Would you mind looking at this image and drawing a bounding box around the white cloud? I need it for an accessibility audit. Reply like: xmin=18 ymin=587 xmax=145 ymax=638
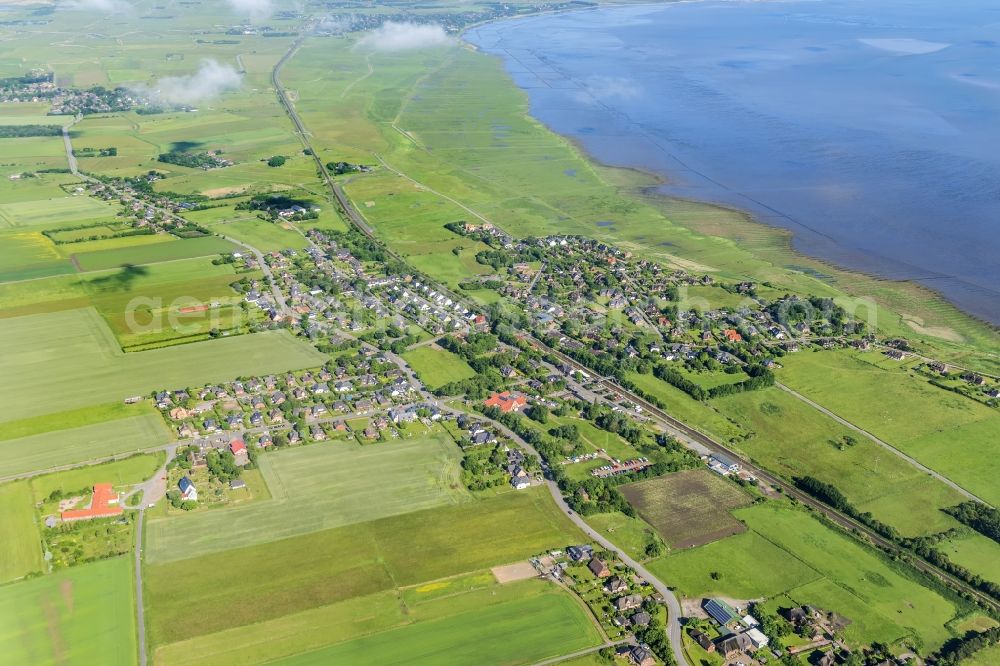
xmin=138 ymin=60 xmax=242 ymax=106
xmin=226 ymin=0 xmax=273 ymax=22
xmin=63 ymin=0 xmax=132 ymax=13
xmin=355 ymin=22 xmax=451 ymax=53
xmin=572 ymin=76 xmax=642 ymax=106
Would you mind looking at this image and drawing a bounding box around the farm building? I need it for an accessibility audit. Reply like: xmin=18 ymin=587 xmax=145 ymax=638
xmin=704 ymin=598 xmax=740 ymax=626
xmin=178 ymin=476 xmax=198 ymax=501
xmin=746 ymin=628 xmax=769 ymax=649
xmin=60 ymin=483 xmax=123 ymax=522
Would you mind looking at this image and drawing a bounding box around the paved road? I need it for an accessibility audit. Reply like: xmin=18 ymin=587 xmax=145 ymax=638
xmin=218 ymin=233 xmax=295 ymax=319
xmin=471 ymin=412 xmax=688 ymax=666
xmin=135 ymin=508 xmax=147 ymax=666
xmin=776 ymin=382 xmax=993 ymax=507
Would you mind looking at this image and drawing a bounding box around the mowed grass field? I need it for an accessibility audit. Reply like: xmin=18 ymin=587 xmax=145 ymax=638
xmin=70 ymin=236 xmax=236 ymax=272
xmin=621 ymin=469 xmax=752 ymax=548
xmin=0 ymin=193 xmax=119 ymax=229
xmin=402 ymin=345 xmax=476 ymax=390
xmin=145 ymin=432 xmax=469 ymax=563
xmin=156 ymin=579 xmax=600 ymax=666
xmin=0 ymin=307 xmax=325 ymax=422
xmin=29 ymin=453 xmax=163 ymax=503
xmin=714 ymin=387 xmax=967 ymax=536
xmin=778 ymin=350 xmax=1000 ymax=506
xmin=648 ymin=502 xmax=963 ymax=651
xmin=145 ymin=487 xmax=583 ymax=646
xmin=0 ymin=481 xmax=43 ymax=582
xmin=0 ymin=411 xmax=171 ymax=479
xmin=0 ymin=229 xmax=75 ymax=282
xmin=273 ymin=581 xmax=599 ymax=666
xmin=0 ymin=557 xmax=136 ymax=665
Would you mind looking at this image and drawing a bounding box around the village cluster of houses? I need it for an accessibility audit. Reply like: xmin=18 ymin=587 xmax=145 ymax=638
xmin=155 ymin=359 xmax=420 ymax=441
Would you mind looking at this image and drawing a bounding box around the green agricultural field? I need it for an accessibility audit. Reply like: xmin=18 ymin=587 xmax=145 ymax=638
xmin=0 ymin=480 xmax=43 ymax=582
xmin=0 ymin=194 xmax=118 ymax=229
xmin=648 ymin=529 xmax=820 ymax=600
xmin=778 ymin=350 xmax=1000 ymax=505
xmin=29 ymin=453 xmax=163 ymax=503
xmin=625 ymin=371 xmax=745 ymax=442
xmin=650 ymin=502 xmax=963 ymax=651
xmin=621 ymin=469 xmax=752 ymax=548
xmin=79 ymin=257 xmax=251 ymax=348
xmin=70 ymin=236 xmax=236 ymax=272
xmin=0 ymin=414 xmax=171 ymax=479
xmin=940 ymin=532 xmax=1000 ymax=584
xmin=402 ymin=345 xmax=476 ymax=389
xmin=966 ymin=644 xmax=1000 ymax=666
xmin=583 ymin=512 xmax=660 ymax=562
xmin=145 ymin=432 xmax=469 ymax=563
xmin=155 ymin=578 xmax=599 ymax=666
xmin=207 ymin=217 xmax=310 ymax=253
xmin=0 ymin=307 xmax=325 ymax=423
xmin=0 ymin=400 xmax=159 ymax=442
xmin=0 ymin=229 xmax=74 ymax=282
xmin=273 ymin=581 xmax=600 ymax=666
xmin=714 ymin=387 xmax=966 ymax=536
xmin=145 ymin=487 xmax=583 ymax=645
xmin=0 ymin=557 xmax=136 ymax=665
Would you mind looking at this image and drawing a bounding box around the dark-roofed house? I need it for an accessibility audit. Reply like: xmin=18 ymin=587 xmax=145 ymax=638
xmin=716 ymin=631 xmax=753 ymax=658
xmin=629 ymin=645 xmax=656 ymax=666
xmin=604 ymin=575 xmax=627 ymax=594
xmin=614 ymin=594 xmax=643 ymax=612
xmin=588 ymin=557 xmax=611 ymax=578
xmin=690 ymin=629 xmax=715 ymax=652
xmin=567 ymin=545 xmax=593 ymax=562
xmin=630 ymin=611 xmax=651 ymax=627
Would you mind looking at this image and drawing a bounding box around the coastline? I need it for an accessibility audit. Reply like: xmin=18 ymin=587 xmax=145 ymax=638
xmin=459 ymin=7 xmax=1000 ymax=362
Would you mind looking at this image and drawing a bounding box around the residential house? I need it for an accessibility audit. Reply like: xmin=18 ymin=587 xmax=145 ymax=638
xmin=613 ymin=594 xmax=643 ymax=612
xmin=628 ymin=645 xmax=655 ymax=666
xmin=588 ymin=557 xmax=611 ymax=578
xmin=567 ymin=545 xmax=593 ymax=562
xmin=716 ymin=631 xmax=753 ymax=658
xmin=604 ymin=576 xmax=628 ymax=594
xmin=178 ymin=476 xmax=198 ymax=501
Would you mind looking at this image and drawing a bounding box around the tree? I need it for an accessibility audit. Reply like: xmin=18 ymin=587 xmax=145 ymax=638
xmin=267 ymin=155 xmax=287 ymax=167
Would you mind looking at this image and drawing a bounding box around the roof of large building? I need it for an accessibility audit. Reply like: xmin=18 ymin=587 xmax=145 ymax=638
xmin=484 ymin=391 xmax=527 ymax=413
xmin=60 ymin=483 xmax=123 ymax=522
xmin=705 ymin=598 xmax=739 ymax=625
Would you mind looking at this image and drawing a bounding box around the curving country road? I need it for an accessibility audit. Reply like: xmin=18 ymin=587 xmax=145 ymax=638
xmin=474 ymin=413 xmax=688 ymax=666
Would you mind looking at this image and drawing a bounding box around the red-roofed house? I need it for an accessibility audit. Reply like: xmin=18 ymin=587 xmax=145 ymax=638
xmin=723 ymin=329 xmax=742 ymax=342
xmin=60 ymin=483 xmax=123 ymax=522
xmin=230 ymin=439 xmax=247 ymax=456
xmin=484 ymin=391 xmax=527 ymax=414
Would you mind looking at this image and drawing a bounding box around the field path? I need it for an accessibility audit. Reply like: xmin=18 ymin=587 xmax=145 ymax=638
xmin=776 ymin=382 xmax=994 ymax=507
xmin=135 ymin=508 xmax=148 ymax=666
